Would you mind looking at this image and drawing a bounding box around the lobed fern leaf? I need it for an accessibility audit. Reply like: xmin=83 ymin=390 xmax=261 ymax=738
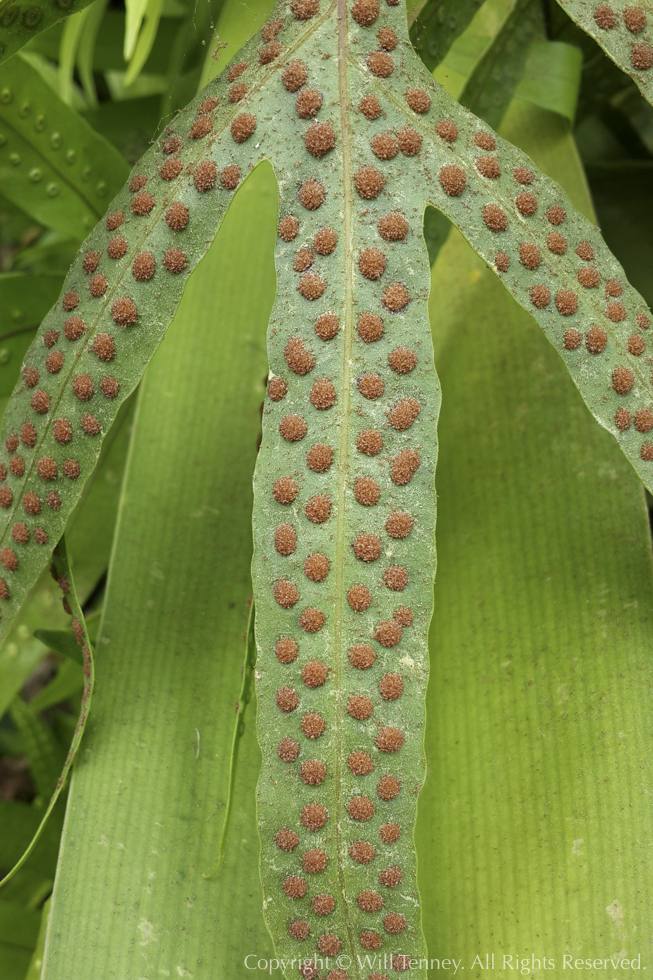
xmin=0 ymin=0 xmax=650 ymax=976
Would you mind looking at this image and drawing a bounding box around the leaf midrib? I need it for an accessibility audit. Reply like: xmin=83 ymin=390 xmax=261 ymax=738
xmin=334 ymin=0 xmax=357 ymax=961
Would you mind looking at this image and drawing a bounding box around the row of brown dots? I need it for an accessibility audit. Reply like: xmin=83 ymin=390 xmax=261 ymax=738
xmin=592 ymin=5 xmax=652 ymax=71
xmin=426 ymin=125 xmax=653 ymax=453
xmin=267 ymin=0 xmax=417 ymax=961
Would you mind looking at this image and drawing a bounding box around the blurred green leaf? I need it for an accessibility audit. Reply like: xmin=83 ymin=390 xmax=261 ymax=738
xmin=28 ymin=658 xmax=83 ymax=712
xmin=24 ymin=897 xmax=49 ymax=980
xmin=124 ymin=0 xmax=164 ymax=87
xmin=417 ymin=97 xmax=653 ymax=967
xmin=409 ymin=0 xmax=482 ymax=73
xmin=0 ymin=0 xmax=96 ymax=69
xmin=458 ymin=0 xmax=545 ymax=127
xmin=515 ymin=39 xmax=583 ymax=122
xmin=0 ymin=898 xmax=40 ymax=948
xmin=41 ymin=160 xmax=277 ymax=980
xmin=9 ymin=697 xmax=66 ymax=800
xmin=0 ymin=55 xmax=128 ymax=240
xmin=0 ymin=273 xmax=62 ymax=335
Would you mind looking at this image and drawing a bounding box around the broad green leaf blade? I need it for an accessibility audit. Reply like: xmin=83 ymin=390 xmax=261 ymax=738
xmin=0 ymin=0 xmax=96 ymax=69
xmin=555 ymin=0 xmax=653 ymax=105
xmin=457 ymin=0 xmax=544 ymax=128
xmin=514 ymin=40 xmax=583 ymax=123
xmin=0 ymin=0 xmax=650 ymax=974
xmin=0 ymin=274 xmax=63 ymax=337
xmin=41 ymin=162 xmax=277 ymax=980
xmin=1 ymin=534 xmax=94 ymax=888
xmin=409 ymin=0 xmax=481 ymax=71
xmin=0 ymin=55 xmax=128 ymax=239
xmin=24 ymin=897 xmax=49 ymax=980
xmin=417 ymin=98 xmax=653 ymax=969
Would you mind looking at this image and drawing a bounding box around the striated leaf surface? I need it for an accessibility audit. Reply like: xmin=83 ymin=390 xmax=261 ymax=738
xmin=0 ymin=56 xmax=127 ymax=238
xmin=0 ymin=0 xmax=650 ymax=975
xmin=555 ymin=0 xmax=653 ymax=105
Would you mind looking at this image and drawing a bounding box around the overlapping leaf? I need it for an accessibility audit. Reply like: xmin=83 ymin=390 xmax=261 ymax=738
xmin=0 ymin=0 xmax=96 ymax=68
xmin=556 ymin=0 xmax=653 ymax=105
xmin=0 ymin=0 xmax=650 ymax=975
xmin=0 ymin=55 xmax=127 ymax=238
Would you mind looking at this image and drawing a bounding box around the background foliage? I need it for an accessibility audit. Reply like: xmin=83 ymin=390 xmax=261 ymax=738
xmin=0 ymin=0 xmax=651 ymax=976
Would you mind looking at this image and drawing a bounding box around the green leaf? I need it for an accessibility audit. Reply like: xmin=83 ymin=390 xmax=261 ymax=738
xmin=514 ymin=40 xmax=583 ymax=123
xmin=0 ymin=55 xmax=128 ymax=239
xmin=0 ymin=2 xmax=650 ymax=974
xmin=1 ymin=534 xmax=94 ymax=888
xmin=457 ymin=0 xmax=544 ymax=128
xmin=0 ymin=0 xmax=97 ymax=69
xmin=123 ymin=0 xmax=164 ymax=87
xmin=40 ymin=161 xmax=277 ymax=979
xmin=417 ymin=96 xmax=653 ymax=966
xmin=28 ymin=656 xmax=83 ymax=712
xmin=0 ymin=274 xmax=63 ymax=332
xmin=409 ymin=0 xmax=482 ymax=72
xmin=555 ymin=0 xmax=653 ymax=106
xmin=24 ymin=897 xmax=49 ymax=980
xmin=9 ymin=695 xmax=67 ymax=800
xmin=0 ymin=898 xmax=40 ymax=948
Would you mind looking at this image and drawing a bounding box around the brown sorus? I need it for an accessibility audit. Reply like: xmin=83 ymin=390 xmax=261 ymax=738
xmin=274 ymin=579 xmax=299 ymax=608
xmin=111 ymin=297 xmax=138 ymax=326
xmin=193 ymin=161 xmax=217 ymax=192
xmin=436 ymin=119 xmax=457 ymax=142
xmin=275 ymin=636 xmax=298 ymax=663
xmin=352 ymin=0 xmax=379 ymax=25
xmin=289 ymin=920 xmax=310 ymax=941
xmin=349 ymin=840 xmax=375 ymax=863
xmin=379 ymin=212 xmax=408 ymax=241
xmin=315 ymin=313 xmax=339 ymax=340
xmin=358 ymin=890 xmax=383 ymax=912
xmin=300 ymin=607 xmax=326 ymax=631
xmin=347 ymin=694 xmax=374 ymax=720
xmin=349 ymin=644 xmax=376 ymax=669
xmin=307 ymin=443 xmax=333 ymax=471
xmin=231 ymin=113 xmax=256 ymax=143
xmin=379 ymin=673 xmax=404 ymax=700
xmin=347 ymin=796 xmax=375 ymax=821
xmin=305 ymin=121 xmax=336 ymax=158
xmin=275 ymin=827 xmax=299 ymax=851
xmin=166 ymin=202 xmax=189 ymax=230
xmin=301 ymin=801 xmax=328 ymax=829
xmin=72 ymin=374 xmax=94 ymax=400
xmin=282 ymin=60 xmax=309 ymax=91
xmin=391 ymin=448 xmax=420 ymax=485
xmin=354 ymin=477 xmax=380 ymax=506
xmin=106 ymin=210 xmax=124 ymax=230
xmin=563 ymin=328 xmax=582 ymax=351
xmin=314 ymin=228 xmax=337 ymax=255
xmin=612 ymin=367 xmax=634 ymax=394
xmin=374 ymin=620 xmax=402 ymax=647
xmin=357 ymin=429 xmax=383 ymax=455
xmin=132 ymin=252 xmax=156 ymax=281
xmin=101 ymin=377 xmax=119 ymax=399
xmin=404 ymin=88 xmax=430 ymax=113
xmin=386 ymin=510 xmax=413 ymax=538
xmin=382 ymin=283 xmax=410 ymax=312
xmin=273 ymin=476 xmax=299 ymax=504
xmin=302 ymin=659 xmax=328 ymax=687
xmin=354 ymin=166 xmax=384 ymax=200
xmin=276 ymin=685 xmax=299 ymax=712
xmin=376 ymin=727 xmax=404 ymax=752
xmin=107 ymin=235 xmax=128 ymax=259
xmin=274 ymin=523 xmax=296 ymax=555
xmin=359 ymin=247 xmax=386 ymax=280
xmin=388 ymin=346 xmax=417 ymax=373
xmin=160 ymin=157 xmax=183 ymax=180
xmin=46 ymin=351 xmax=64 ymax=373
xmin=359 ymin=94 xmax=382 ymax=119
xmin=357 ymin=372 xmax=384 ymax=399
xmin=439 ymin=165 xmax=466 ymax=197
xmin=278 ymin=736 xmax=300 ymax=762
xmin=304 ymin=553 xmax=330 ymax=582
xmin=378 ymin=775 xmax=401 ymax=800
xmin=268 ymin=376 xmax=287 ymax=401
xmin=586 ymin=326 xmax=607 ymax=353
xmin=309 ymin=379 xmax=336 ymax=410
xmin=298 ymin=178 xmax=326 ymax=210
xmin=348 ymin=751 xmax=373 ymax=775
xmin=53 ymin=418 xmax=73 ymax=444
xmin=353 ymin=533 xmax=382 ymax=562
xmin=301 ymin=759 xmax=326 ymax=785
xmin=301 ymin=714 xmax=327 ymax=742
